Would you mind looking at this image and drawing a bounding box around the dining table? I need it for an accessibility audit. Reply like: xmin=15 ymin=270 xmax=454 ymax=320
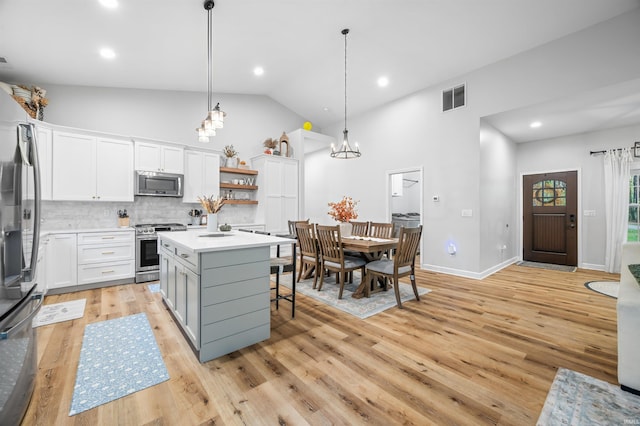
xmin=340 ymin=236 xmax=398 ymax=298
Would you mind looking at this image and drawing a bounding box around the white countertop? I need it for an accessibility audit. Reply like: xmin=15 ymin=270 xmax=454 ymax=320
xmin=157 ymin=229 xmax=294 ymax=253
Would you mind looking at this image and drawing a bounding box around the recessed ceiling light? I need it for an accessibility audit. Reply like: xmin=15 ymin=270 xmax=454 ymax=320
xmin=99 ymin=0 xmax=118 ymax=8
xmin=253 ymin=66 xmax=264 ymax=76
xmin=100 ymin=48 xmax=116 ymax=59
xmin=323 ymin=107 xmax=330 ymax=112
xmin=377 ymin=76 xmax=389 ymax=87
xmin=530 ymin=121 xmax=542 ymax=128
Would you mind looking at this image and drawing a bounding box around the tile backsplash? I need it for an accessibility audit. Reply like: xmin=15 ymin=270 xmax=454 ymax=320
xmin=41 ymin=197 xmax=258 ymax=230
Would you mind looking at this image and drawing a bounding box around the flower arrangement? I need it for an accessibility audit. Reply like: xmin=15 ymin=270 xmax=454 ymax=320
xmin=198 ymin=195 xmax=225 ymax=214
xmin=328 ymin=196 xmax=359 ymax=223
xmin=263 ymin=138 xmax=278 ymax=149
xmin=223 ymin=145 xmax=238 ymax=158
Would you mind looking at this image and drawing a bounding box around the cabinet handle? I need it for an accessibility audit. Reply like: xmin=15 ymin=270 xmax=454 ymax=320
xmin=102 ymin=251 xmax=115 ymax=255
xmin=180 ymin=254 xmax=189 ymax=258
xmin=163 ymin=243 xmax=170 ymax=247
xmin=102 ymin=236 xmax=115 ymax=239
xmin=101 ymin=270 xmax=115 ymax=274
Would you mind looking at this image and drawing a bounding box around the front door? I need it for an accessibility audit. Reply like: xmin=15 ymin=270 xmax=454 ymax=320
xmin=523 ymin=171 xmax=578 ymax=266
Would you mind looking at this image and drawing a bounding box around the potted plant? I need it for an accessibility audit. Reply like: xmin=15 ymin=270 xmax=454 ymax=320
xmin=223 ymin=145 xmax=239 ymax=168
xmin=328 ymin=196 xmax=359 ymax=236
xmin=263 ymin=138 xmax=277 ymax=155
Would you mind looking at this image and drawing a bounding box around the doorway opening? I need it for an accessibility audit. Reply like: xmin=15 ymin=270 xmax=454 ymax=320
xmin=386 ymin=167 xmax=424 ymax=257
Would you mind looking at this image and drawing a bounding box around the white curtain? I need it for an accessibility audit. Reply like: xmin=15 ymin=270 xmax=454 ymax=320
xmin=604 ymin=147 xmax=633 ymax=273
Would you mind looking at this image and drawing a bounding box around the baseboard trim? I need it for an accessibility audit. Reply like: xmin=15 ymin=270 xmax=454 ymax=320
xmin=580 ymin=262 xmax=606 ymax=271
xmin=420 ymin=257 xmax=518 ymax=280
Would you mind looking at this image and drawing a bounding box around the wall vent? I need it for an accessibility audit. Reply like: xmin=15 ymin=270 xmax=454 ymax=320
xmin=442 ymin=83 xmax=465 ymax=112
xmin=0 ymin=57 xmax=7 ymax=63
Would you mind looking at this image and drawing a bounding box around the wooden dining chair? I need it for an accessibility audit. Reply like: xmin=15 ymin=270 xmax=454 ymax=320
xmin=363 ymin=225 xmax=422 ymax=308
xmin=369 ymin=222 xmax=394 ymax=239
xmin=315 ymin=224 xmax=366 ymax=299
xmin=350 ymin=221 xmax=369 ymax=237
xmin=295 ymin=222 xmax=320 ymax=288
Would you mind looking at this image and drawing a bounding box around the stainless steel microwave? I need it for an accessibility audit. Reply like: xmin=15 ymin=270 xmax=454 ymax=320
xmin=134 ymin=171 xmax=183 ymax=197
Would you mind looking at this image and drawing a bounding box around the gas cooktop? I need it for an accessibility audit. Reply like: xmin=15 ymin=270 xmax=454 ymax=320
xmin=134 ymin=223 xmax=187 ymax=234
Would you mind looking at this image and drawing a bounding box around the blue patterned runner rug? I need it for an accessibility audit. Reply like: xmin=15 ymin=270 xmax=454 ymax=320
xmin=537 ymin=368 xmax=640 ymax=425
xmin=69 ymin=313 xmax=169 ymax=416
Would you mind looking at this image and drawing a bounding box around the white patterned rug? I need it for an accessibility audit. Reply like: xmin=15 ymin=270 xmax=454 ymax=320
xmin=32 ymin=298 xmax=86 ymax=328
xmin=584 ymin=281 xmax=619 ymax=299
xmin=537 ymin=368 xmax=640 ymax=425
xmin=278 ymin=271 xmax=430 ymax=319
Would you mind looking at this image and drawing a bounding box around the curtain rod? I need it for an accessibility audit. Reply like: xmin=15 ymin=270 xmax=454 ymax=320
xmin=590 ymin=143 xmax=639 ymax=156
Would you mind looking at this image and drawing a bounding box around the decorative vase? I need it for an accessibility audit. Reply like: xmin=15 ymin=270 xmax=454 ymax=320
xmin=207 ymin=213 xmax=218 ymax=232
xmin=339 ymin=222 xmax=352 ymax=237
xmin=225 ymin=157 xmax=239 ymax=168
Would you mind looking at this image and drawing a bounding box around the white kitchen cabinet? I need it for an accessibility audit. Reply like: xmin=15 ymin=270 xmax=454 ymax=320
xmin=51 ymin=131 xmax=134 ymax=201
xmin=252 ymin=155 xmax=299 ymax=235
xmin=77 ymin=230 xmax=135 ymax=285
xmin=183 ymin=150 xmax=220 ymax=203
xmin=48 ymin=233 xmax=78 ymax=290
xmin=391 ymin=173 xmax=403 ymax=197
xmin=134 ymin=141 xmax=184 ymax=174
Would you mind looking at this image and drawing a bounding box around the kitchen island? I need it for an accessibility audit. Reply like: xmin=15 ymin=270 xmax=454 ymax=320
xmin=157 ymin=229 xmax=293 ymax=362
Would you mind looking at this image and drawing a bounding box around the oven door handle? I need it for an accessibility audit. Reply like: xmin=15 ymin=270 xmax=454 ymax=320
xmin=0 ymin=293 xmax=43 ymax=340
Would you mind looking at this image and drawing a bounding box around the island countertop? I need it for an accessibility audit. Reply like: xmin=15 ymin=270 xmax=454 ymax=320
xmin=156 ymin=229 xmax=294 ymax=253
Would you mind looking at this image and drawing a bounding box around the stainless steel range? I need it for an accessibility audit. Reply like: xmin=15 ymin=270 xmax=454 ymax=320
xmin=135 ymin=223 xmax=187 ymax=283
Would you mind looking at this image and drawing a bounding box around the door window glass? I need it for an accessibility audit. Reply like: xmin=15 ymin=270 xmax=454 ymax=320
xmin=532 ymin=179 xmax=566 ymax=206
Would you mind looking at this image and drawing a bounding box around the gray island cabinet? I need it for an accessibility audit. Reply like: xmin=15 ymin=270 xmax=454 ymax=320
xmin=157 ymin=229 xmax=291 ymax=362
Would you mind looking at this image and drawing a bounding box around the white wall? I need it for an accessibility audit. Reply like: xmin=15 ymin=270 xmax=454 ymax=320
xmin=42 ymin=85 xmax=306 ymax=161
xmin=479 ymin=121 xmax=518 ymax=272
xmin=517 ymin=122 xmax=640 ymax=270
xmin=308 ymin=8 xmax=640 ymax=276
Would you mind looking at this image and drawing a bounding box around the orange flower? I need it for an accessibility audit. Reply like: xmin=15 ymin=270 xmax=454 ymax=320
xmin=328 ymin=196 xmax=359 ymax=223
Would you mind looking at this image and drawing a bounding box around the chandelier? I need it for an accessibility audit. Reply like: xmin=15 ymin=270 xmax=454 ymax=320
xmin=197 ymin=0 xmax=225 ymax=143
xmin=331 ymin=28 xmax=361 ymax=159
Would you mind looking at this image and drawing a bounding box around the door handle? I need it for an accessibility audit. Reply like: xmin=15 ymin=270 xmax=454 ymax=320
xmin=569 ymin=214 xmax=576 ymax=229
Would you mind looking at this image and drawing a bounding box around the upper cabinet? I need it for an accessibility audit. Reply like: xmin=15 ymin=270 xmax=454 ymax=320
xmin=183 ymin=150 xmax=220 ymax=203
xmin=52 ymin=131 xmax=134 ymax=201
xmin=24 ymin=125 xmax=52 ymax=201
xmin=134 ymin=141 xmax=184 ymax=174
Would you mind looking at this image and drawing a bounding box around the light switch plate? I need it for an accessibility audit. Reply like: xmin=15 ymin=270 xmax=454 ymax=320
xmin=461 ymin=209 xmax=473 ymax=217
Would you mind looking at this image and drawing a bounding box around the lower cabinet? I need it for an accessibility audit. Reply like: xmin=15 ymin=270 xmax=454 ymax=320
xmin=159 ymin=239 xmax=270 ymax=362
xmin=48 ymin=233 xmax=78 ymax=290
xmin=46 ymin=229 xmax=134 ymax=293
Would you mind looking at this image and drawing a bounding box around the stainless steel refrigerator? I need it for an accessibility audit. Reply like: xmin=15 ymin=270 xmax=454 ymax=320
xmin=0 ymin=91 xmax=43 ymax=426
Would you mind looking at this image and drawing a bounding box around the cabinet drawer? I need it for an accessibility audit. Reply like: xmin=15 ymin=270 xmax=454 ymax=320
xmin=158 ymin=238 xmax=176 ymax=254
xmin=78 ymin=232 xmax=133 ymax=245
xmin=78 ymin=243 xmax=134 ymax=264
xmin=175 ymin=247 xmax=198 ymax=272
xmin=78 ymin=260 xmax=134 ymax=285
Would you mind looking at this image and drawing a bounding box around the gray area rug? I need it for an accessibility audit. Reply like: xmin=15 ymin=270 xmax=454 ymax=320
xmin=537 ymin=368 xmax=640 ymax=425
xmin=278 ymin=272 xmax=430 ymax=319
xmin=517 ymin=261 xmax=576 ymax=272
xmin=584 ymin=281 xmax=619 ymax=299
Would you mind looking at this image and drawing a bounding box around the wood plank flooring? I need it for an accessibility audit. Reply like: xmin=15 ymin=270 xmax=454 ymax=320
xmin=22 ymin=264 xmax=619 ymax=425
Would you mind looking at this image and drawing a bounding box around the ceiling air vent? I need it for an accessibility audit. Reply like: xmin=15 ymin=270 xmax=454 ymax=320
xmin=442 ymin=83 xmax=465 ymax=112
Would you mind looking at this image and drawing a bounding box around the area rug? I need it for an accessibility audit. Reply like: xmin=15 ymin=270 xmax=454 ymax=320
xmin=69 ymin=313 xmax=169 ymax=416
xmin=584 ymin=281 xmax=619 ymax=299
xmin=279 ymin=272 xmax=430 ymax=319
xmin=32 ymin=298 xmax=86 ymax=328
xmin=537 ymin=368 xmax=640 ymax=425
xmin=517 ymin=261 xmax=576 ymax=272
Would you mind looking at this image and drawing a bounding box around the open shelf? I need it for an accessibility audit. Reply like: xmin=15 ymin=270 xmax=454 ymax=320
xmin=220 ymin=167 xmax=258 ymax=175
xmin=220 ymin=183 xmax=258 ymax=190
xmin=223 ymin=200 xmax=258 ymax=205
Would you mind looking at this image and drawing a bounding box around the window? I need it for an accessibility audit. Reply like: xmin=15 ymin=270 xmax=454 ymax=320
xmin=442 ymin=84 xmax=465 ymax=112
xmin=532 ymin=179 xmax=566 ymax=206
xmin=629 ymin=173 xmax=640 ymax=241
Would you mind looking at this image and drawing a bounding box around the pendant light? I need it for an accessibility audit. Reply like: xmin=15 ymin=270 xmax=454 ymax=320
xmin=331 ymin=28 xmax=361 ymax=159
xmin=197 ymin=0 xmax=225 ymax=143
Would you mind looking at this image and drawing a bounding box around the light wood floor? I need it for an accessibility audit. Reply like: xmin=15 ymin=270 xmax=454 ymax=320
xmin=23 ymin=264 xmax=619 ymax=425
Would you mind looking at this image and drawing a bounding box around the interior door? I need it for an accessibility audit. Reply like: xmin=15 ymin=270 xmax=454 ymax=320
xmin=523 ymin=171 xmax=578 ymax=266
